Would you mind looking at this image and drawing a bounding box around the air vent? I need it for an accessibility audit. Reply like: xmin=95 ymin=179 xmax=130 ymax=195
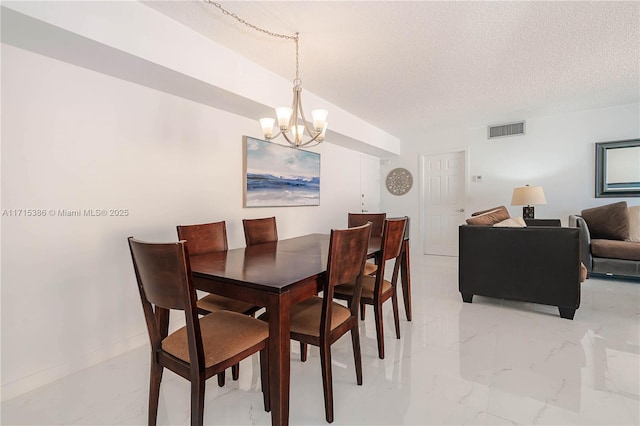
xmin=488 ymin=121 xmax=526 ymax=139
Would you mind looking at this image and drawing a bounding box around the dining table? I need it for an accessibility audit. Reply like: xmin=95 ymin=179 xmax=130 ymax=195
xmin=188 ymin=232 xmax=409 ymax=426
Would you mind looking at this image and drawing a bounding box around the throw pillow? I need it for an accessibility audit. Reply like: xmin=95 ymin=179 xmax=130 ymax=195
xmin=493 ymin=216 xmax=527 ymax=227
xmin=581 ymin=201 xmax=629 ymax=240
xmin=471 ymin=206 xmax=508 ymax=217
xmin=628 ymin=205 xmax=640 ymax=242
xmin=466 ymin=206 xmax=510 ymax=225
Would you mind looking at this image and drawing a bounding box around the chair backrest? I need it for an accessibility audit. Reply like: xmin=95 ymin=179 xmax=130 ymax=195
xmin=322 ymin=223 xmax=372 ymax=332
xmin=380 ymin=217 xmax=407 ymax=262
xmin=177 ymin=221 xmax=228 ymax=255
xmin=386 ymin=216 xmax=411 ymax=240
xmin=348 ymin=213 xmax=386 ymax=237
xmin=128 ymin=237 xmax=203 ymax=363
xmin=370 ymin=217 xmax=408 ymax=298
xmin=326 ymin=223 xmax=372 ymax=291
xmin=243 ymin=217 xmax=278 ymax=246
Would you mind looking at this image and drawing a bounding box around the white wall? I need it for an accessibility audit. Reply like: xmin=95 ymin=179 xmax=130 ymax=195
xmin=380 ymin=103 xmax=640 ymax=248
xmin=0 ymin=44 xmax=370 ymax=400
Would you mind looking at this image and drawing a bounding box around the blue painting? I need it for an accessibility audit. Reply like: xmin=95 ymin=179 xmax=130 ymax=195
xmin=244 ymin=136 xmax=320 ymax=207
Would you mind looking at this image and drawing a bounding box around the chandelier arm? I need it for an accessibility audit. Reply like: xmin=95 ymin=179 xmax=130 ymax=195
xmin=280 ymin=131 xmax=298 ymax=147
xmin=298 ymin=132 xmax=322 ymax=147
xmin=269 ymin=128 xmax=283 ymax=140
xmin=296 ymin=95 xmax=319 ymax=137
xmin=288 ymin=87 xmax=299 ymax=131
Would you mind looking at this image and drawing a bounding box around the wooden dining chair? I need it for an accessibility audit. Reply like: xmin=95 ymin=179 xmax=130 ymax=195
xmin=242 ymin=216 xmax=278 ymax=246
xmin=177 ymin=221 xmax=261 ymax=316
xmin=177 ymin=221 xmax=262 ymax=386
xmin=263 ymin=223 xmax=371 ymax=423
xmin=335 ymin=217 xmax=407 ymax=359
xmin=347 ymin=213 xmax=386 ymax=237
xmin=127 ymin=237 xmax=270 ymax=426
xmin=348 ymin=213 xmax=386 ymax=276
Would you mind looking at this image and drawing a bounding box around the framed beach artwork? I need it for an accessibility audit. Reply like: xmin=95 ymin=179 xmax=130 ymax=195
xmin=243 ymin=136 xmax=320 ymax=207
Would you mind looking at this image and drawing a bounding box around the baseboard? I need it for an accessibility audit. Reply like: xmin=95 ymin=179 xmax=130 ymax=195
xmin=1 ymin=332 xmax=148 ymax=402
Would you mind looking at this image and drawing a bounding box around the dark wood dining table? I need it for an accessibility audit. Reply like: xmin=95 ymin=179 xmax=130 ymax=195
xmin=189 ymin=232 xmax=410 ymax=426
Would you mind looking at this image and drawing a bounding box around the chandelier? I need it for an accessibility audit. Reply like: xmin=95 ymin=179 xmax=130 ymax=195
xmin=206 ymin=1 xmax=328 ymax=148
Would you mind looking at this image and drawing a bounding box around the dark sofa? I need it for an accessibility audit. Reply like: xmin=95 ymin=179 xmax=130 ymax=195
xmin=459 ymin=223 xmax=582 ymax=319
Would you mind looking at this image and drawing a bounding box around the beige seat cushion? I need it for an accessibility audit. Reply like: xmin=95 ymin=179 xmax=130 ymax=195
xmin=162 ymin=311 xmax=268 ymax=367
xmin=363 ymin=262 xmax=378 ymax=276
xmin=287 ymin=297 xmax=352 ymax=337
xmin=334 ymin=275 xmax=392 ymax=300
xmin=197 ymin=293 xmax=257 ymax=314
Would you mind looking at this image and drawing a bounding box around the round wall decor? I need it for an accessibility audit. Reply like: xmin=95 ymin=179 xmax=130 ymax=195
xmin=386 ymin=168 xmax=413 ymax=195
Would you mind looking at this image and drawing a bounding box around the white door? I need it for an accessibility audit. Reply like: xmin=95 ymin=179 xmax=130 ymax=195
xmin=421 ymin=150 xmax=466 ymax=256
xmin=360 ymin=156 xmax=380 ymax=212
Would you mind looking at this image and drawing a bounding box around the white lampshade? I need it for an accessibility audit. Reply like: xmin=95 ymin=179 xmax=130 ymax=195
xmin=291 ymin=124 xmax=305 ymax=144
xmin=311 ymin=109 xmax=328 ymax=131
xmin=276 ymin=107 xmax=292 ymax=129
xmin=317 ymin=122 xmax=328 ymax=142
xmin=511 ymin=185 xmax=547 ymax=206
xmin=259 ymin=118 xmax=275 ymax=139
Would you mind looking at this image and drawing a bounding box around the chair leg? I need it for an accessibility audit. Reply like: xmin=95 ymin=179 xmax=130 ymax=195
xmin=217 ymin=371 xmax=225 ymax=387
xmin=391 ymin=290 xmax=401 ymax=339
xmin=300 ymin=342 xmax=308 ymax=362
xmin=350 ymin=326 xmax=363 ymax=386
xmin=374 ymin=302 xmax=385 ymax=359
xmin=190 ymin=377 xmax=206 ymax=426
xmin=319 ymin=341 xmax=334 ymax=423
xmin=360 ymin=303 xmax=366 ymax=320
xmin=400 ymin=241 xmax=413 ymax=321
xmin=148 ymin=360 xmax=163 ymax=426
xmin=259 ymin=348 xmax=271 ymax=412
xmin=232 ymin=363 xmax=240 ymax=380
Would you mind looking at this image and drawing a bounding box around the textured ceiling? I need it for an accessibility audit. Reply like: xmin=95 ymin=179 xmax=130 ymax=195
xmin=143 ymin=1 xmax=640 ymax=143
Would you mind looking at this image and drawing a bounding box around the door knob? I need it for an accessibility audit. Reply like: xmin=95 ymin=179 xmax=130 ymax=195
xmin=456 ymin=208 xmax=465 ymax=212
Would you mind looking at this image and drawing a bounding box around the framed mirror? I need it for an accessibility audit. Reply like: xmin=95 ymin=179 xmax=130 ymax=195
xmin=595 ymin=139 xmax=640 ymax=197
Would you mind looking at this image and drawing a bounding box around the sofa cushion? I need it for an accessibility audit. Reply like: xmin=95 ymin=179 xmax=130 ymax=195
xmin=466 ymin=206 xmax=510 ymax=225
xmin=493 ymin=216 xmax=527 ymax=227
xmin=628 ymin=205 xmax=640 ymax=242
xmin=581 ymin=201 xmax=629 ymax=240
xmin=591 ymin=239 xmax=640 ymax=261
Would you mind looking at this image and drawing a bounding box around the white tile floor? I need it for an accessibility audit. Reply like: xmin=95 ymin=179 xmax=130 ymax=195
xmin=2 ymin=255 xmax=639 ymax=425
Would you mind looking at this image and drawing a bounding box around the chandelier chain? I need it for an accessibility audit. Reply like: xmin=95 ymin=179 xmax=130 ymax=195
xmin=295 ymin=35 xmax=300 ymax=83
xmin=205 ymin=1 xmax=296 ymax=41
xmin=205 ymin=1 xmax=301 ymax=81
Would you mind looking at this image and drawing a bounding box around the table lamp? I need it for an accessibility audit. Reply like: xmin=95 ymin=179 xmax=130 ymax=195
xmin=511 ymin=185 xmax=546 ymax=219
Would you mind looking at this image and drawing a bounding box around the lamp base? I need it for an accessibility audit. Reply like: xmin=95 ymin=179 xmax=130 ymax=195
xmin=523 ymin=206 xmax=535 ymax=219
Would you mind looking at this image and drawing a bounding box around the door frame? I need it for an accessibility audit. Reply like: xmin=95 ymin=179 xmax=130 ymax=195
xmin=419 ymin=147 xmax=470 ymax=255
xmin=359 ymin=154 xmax=381 ymax=213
